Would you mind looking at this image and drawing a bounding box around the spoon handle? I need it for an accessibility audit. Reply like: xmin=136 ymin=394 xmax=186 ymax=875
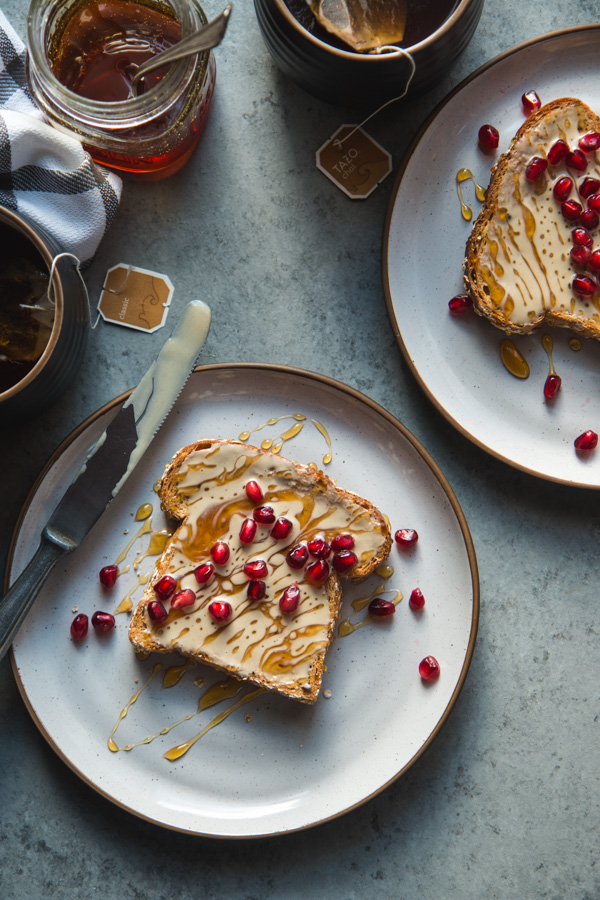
xmin=131 ymin=3 xmax=232 ymax=92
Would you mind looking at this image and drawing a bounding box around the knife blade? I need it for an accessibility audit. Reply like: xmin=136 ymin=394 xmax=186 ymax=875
xmin=0 ymin=299 xmax=211 ymax=661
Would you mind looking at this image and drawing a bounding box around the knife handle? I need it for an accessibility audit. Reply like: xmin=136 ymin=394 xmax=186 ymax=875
xmin=0 ymin=536 xmax=69 ymax=662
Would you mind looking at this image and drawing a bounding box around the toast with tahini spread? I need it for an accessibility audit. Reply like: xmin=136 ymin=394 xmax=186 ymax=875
xmin=129 ymin=440 xmax=392 ymax=704
xmin=464 ymin=98 xmax=600 ymax=338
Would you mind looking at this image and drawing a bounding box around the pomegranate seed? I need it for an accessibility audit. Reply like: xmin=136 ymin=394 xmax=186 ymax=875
xmin=547 ymin=140 xmax=569 ymax=165
xmin=521 ymin=90 xmax=541 ymax=113
xmin=332 ymin=550 xmax=358 ymax=574
xmin=477 ymin=123 xmax=499 ymax=151
xmin=368 ymin=597 xmax=396 ymax=618
xmin=307 ymin=537 xmax=331 ymax=559
xmin=572 ymin=273 xmax=597 ymax=297
xmin=243 ymin=559 xmax=268 ymax=579
xmin=578 ymin=132 xmax=600 ymax=152
xmin=587 ymin=194 xmax=600 ymax=212
xmin=525 ymin=156 xmax=548 ymax=181
xmin=91 ymin=611 xmax=115 ymax=633
xmin=99 ymin=564 xmax=118 ymax=588
xmin=245 ymin=480 xmax=263 ymax=504
xmin=147 ymin=600 xmax=168 ymax=623
xmin=239 ymin=517 xmax=257 ymax=545
xmin=580 ymin=209 xmax=599 ymax=230
xmin=395 ymin=528 xmax=419 ymax=547
xmin=306 ymin=560 xmax=330 ymax=584
xmin=331 ymin=533 xmax=355 ymax=552
xmin=562 ymin=199 xmax=583 ymax=222
xmin=572 ymin=227 xmax=593 ymax=247
xmin=571 ymin=245 xmax=592 ymax=267
xmin=566 ymin=149 xmax=587 ymax=172
xmin=589 ymin=250 xmax=600 ymax=271
xmin=409 ymin=588 xmax=425 ymax=611
xmin=211 ymin=541 xmax=230 ymax=565
xmin=208 ymin=600 xmax=232 ymax=623
xmin=279 ymin=583 xmax=300 ymax=613
xmin=171 ymin=588 xmax=196 ymax=610
xmin=419 ymin=655 xmax=441 ymax=681
xmin=579 ymin=176 xmax=600 ymax=199
xmin=154 ymin=575 xmax=177 ymax=601
xmin=247 ymin=579 xmax=266 ymax=602
xmin=253 ymin=505 xmax=275 ymax=524
xmin=544 ymin=373 xmax=561 ymax=400
xmin=194 ymin=563 xmax=215 ymax=585
xmin=448 ymin=293 xmax=472 ymax=315
xmin=286 ymin=544 xmax=308 ymax=569
xmin=552 ymin=176 xmax=573 ymax=202
xmin=574 ymin=430 xmax=598 ymax=451
xmin=270 ymin=517 xmax=293 ymax=540
xmin=70 ymin=613 xmax=88 ymax=641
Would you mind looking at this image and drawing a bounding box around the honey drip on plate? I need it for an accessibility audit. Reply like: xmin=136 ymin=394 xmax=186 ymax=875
xmin=569 ymin=337 xmax=582 ymax=351
xmin=164 ymin=688 xmax=265 ymax=761
xmin=114 ymin=572 xmax=149 ymax=615
xmin=238 ymin=412 xmax=333 ymax=465
xmin=542 ymin=333 xmax=558 ymax=377
xmin=338 ymin=570 xmax=402 ymax=637
xmin=162 ymin=660 xmax=195 ymax=689
xmin=456 ymin=168 xmax=487 ymax=221
xmin=135 ymin=503 xmax=153 ymax=521
xmin=500 ymin=339 xmax=530 ymax=379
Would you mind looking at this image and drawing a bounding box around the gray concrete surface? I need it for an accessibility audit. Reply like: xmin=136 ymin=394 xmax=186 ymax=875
xmin=0 ymin=1 xmax=598 ymax=898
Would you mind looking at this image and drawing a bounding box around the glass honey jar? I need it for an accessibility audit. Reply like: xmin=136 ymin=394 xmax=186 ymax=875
xmin=26 ymin=0 xmax=216 ymax=179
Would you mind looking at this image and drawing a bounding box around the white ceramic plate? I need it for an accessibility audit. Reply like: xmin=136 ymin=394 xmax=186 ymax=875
xmin=383 ymin=26 xmax=600 ymax=488
xmin=8 ymin=365 xmax=478 ymax=837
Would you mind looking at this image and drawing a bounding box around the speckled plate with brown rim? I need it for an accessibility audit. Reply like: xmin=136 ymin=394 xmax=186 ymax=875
xmin=8 ymin=365 xmax=478 ymax=837
xmin=383 ymin=25 xmax=600 ymax=488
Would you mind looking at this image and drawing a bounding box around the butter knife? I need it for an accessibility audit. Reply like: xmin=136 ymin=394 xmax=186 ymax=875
xmin=0 ymin=299 xmax=211 ymax=661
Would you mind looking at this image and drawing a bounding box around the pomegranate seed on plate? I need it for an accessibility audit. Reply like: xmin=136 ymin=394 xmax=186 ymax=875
xmin=331 ymin=533 xmax=354 ymax=552
xmin=409 ymin=588 xmax=425 ymax=611
xmin=286 ymin=544 xmax=308 ymax=569
xmin=579 ymin=176 xmax=600 ymax=199
xmin=572 ymin=274 xmax=597 ymax=297
xmin=394 ymin=528 xmax=419 ymax=547
xmin=521 ymin=90 xmax=541 ymax=113
xmin=561 ymin=200 xmax=583 ymax=222
xmin=211 ymin=541 xmax=230 ymax=565
xmin=99 ymin=564 xmax=118 ymax=588
xmin=547 ymin=140 xmax=569 ymax=165
xmin=245 ymin=480 xmax=263 ymax=504
xmin=571 ymin=246 xmax=592 ymax=267
xmin=209 ymin=600 xmax=232 ymax=623
xmin=253 ymin=505 xmax=275 ymax=524
xmin=247 ymin=580 xmax=266 ymax=602
xmin=306 ymin=560 xmax=330 ymax=584
xmin=147 ymin=600 xmax=168 ymax=623
xmin=243 ymin=559 xmax=268 ymax=579
xmin=419 ymin=655 xmax=441 ymax=681
xmin=566 ymin=149 xmax=587 ymax=172
xmin=91 ymin=611 xmax=115 ymax=633
xmin=580 ymin=209 xmax=599 ymax=230
xmin=368 ymin=597 xmax=395 ymax=618
xmin=70 ymin=613 xmax=88 ymax=641
xmin=587 ymin=194 xmax=600 ymax=212
xmin=544 ymin=374 xmax=561 ymax=400
xmin=332 ymin=550 xmax=358 ymax=574
xmin=279 ymin=583 xmax=300 ymax=614
xmin=270 ymin=517 xmax=293 ymax=540
xmin=574 ymin=430 xmax=598 ymax=451
xmin=171 ymin=588 xmax=196 ymax=610
xmin=154 ymin=574 xmax=177 ymax=601
xmin=589 ymin=250 xmax=600 ymax=271
xmin=571 ymin=227 xmax=593 ymax=247
xmin=194 ymin=563 xmax=214 ymax=585
xmin=307 ymin=537 xmax=331 ymax=559
xmin=552 ymin=176 xmax=573 ymax=202
xmin=477 ymin=124 xmax=499 ymax=151
xmin=239 ymin=517 xmax=257 ymax=545
xmin=525 ymin=156 xmax=548 ymax=181
xmin=448 ymin=294 xmax=472 ymax=315
xmin=578 ymin=131 xmax=600 ymax=152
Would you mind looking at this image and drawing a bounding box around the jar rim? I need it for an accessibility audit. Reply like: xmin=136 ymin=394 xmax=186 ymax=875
xmin=26 ymin=0 xmax=209 ymax=121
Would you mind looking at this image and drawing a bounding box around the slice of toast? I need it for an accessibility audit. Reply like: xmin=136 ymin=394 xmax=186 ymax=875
xmin=129 ymin=440 xmax=392 ymax=704
xmin=464 ymin=98 xmax=600 ymax=338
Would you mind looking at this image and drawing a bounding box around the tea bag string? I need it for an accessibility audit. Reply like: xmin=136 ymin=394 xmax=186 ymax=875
xmin=47 ymin=252 xmax=100 ymax=330
xmin=334 ymin=47 xmax=416 ymax=147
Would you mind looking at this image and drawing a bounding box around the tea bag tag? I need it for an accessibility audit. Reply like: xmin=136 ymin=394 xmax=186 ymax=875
xmin=97 ymin=264 xmax=174 ymax=332
xmin=316 ymin=125 xmax=392 ymax=199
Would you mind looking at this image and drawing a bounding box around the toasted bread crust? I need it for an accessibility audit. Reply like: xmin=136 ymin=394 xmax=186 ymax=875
xmin=129 ymin=440 xmax=392 ymax=703
xmin=464 ymin=98 xmax=600 ymax=338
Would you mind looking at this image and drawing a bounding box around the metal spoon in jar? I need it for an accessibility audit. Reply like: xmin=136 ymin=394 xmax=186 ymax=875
xmin=129 ymin=2 xmax=232 ymax=96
